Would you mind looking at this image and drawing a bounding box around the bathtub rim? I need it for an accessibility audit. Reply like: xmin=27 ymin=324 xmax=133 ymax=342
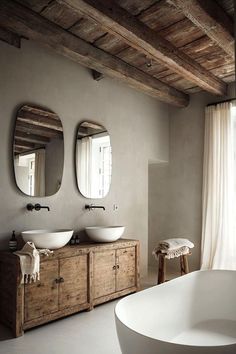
xmin=115 ymin=269 xmax=236 ymax=349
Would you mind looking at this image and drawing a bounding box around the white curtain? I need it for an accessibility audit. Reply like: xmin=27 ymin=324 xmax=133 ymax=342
xmin=78 ymin=137 xmax=92 ymax=197
xmin=201 ymin=102 xmax=236 ymax=270
xmin=34 ymin=149 xmax=46 ymax=196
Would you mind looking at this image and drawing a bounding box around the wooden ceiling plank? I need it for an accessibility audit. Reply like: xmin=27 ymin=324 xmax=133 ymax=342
xmin=14 ymin=139 xmax=43 ymax=150
xmin=158 ymin=17 xmax=204 ymax=48
xmin=58 ymin=0 xmax=226 ymax=96
xmin=14 ymin=147 xmax=27 ymax=154
xmin=185 ymin=86 xmax=202 ymax=94
xmin=93 ymin=33 xmax=128 ymax=55
xmin=216 ymin=0 xmax=234 ymax=19
xmin=210 ymin=63 xmax=235 ymax=78
xmin=138 ymin=0 xmax=186 ymax=32
xmin=221 ymin=73 xmax=235 ymax=83
xmin=167 ymin=0 xmax=234 ymax=57
xmin=196 ymin=55 xmax=234 ymax=72
xmin=17 ymin=111 xmax=63 ymax=131
xmin=16 ymin=0 xmax=52 ymax=13
xmin=22 ymin=105 xmax=60 ymax=120
xmin=69 ymin=17 xmax=106 ymax=43
xmin=41 ymin=0 xmax=83 ymax=29
xmin=115 ymin=0 xmax=158 ymax=16
xmin=16 ymin=121 xmax=63 ymax=139
xmin=0 ymin=0 xmax=189 ymax=107
xmin=15 ymin=131 xmax=50 ymax=144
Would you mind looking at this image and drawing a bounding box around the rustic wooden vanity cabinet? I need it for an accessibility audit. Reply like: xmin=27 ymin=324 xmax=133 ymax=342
xmin=0 ymin=239 xmax=140 ymax=337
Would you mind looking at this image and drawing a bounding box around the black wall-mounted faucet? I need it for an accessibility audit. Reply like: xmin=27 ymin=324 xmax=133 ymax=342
xmin=85 ymin=204 xmax=105 ymax=211
xmin=26 ymin=203 xmax=50 ymax=211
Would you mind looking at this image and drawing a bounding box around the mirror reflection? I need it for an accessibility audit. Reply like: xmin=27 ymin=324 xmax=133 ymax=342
xmin=76 ymin=121 xmax=112 ymax=198
xmin=13 ymin=105 xmax=64 ymax=197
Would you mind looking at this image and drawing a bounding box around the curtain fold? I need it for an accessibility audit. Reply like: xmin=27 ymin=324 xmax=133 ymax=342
xmin=34 ymin=149 xmax=46 ymax=197
xmin=201 ymin=102 xmax=236 ymax=270
xmin=78 ymin=137 xmax=92 ymax=197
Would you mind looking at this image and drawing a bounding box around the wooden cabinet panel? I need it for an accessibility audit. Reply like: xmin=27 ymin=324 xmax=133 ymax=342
xmin=0 ymin=240 xmax=139 ymax=337
xmin=93 ymin=250 xmax=116 ymax=299
xmin=59 ymin=255 xmax=88 ymax=309
xmin=24 ymin=259 xmax=59 ymax=322
xmin=116 ymin=247 xmax=136 ymax=291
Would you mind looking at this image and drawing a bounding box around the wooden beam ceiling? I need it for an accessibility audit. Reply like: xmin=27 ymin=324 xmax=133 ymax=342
xmin=58 ymin=0 xmax=227 ymax=96
xmin=17 ymin=110 xmax=63 ymax=131
xmin=0 ymin=0 xmax=189 ymax=107
xmin=167 ymin=0 xmax=234 ymax=58
xmin=22 ymin=105 xmax=60 ymax=119
xmin=15 ymin=130 xmax=50 ymax=144
xmin=14 ymin=139 xmax=44 ymax=150
xmin=15 ymin=121 xmax=63 ymax=138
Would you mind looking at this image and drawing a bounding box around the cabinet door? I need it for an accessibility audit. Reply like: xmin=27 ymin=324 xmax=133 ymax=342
xmin=116 ymin=247 xmax=136 ymax=291
xmin=93 ymin=250 xmax=116 ymax=299
xmin=24 ymin=259 xmax=59 ymax=322
xmin=59 ymin=255 xmax=88 ymax=310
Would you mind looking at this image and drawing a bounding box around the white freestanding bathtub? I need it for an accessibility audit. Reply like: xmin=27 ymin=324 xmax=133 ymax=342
xmin=115 ymin=270 xmax=236 ymax=354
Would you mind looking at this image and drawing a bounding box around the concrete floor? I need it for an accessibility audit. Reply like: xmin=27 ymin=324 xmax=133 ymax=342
xmin=0 ymin=268 xmax=179 ymax=354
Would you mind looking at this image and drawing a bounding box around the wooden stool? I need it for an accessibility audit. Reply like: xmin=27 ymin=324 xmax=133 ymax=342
xmin=157 ymin=252 xmax=191 ymax=284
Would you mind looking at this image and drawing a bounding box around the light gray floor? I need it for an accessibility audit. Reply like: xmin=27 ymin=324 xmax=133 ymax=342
xmin=0 ymin=300 xmax=121 ymax=354
xmin=0 ymin=268 xmax=178 ymax=354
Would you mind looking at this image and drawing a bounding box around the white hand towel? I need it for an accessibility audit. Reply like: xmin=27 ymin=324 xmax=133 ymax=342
xmin=152 ymin=245 xmax=191 ymax=260
xmin=159 ymin=238 xmax=194 ymax=251
xmin=14 ymin=241 xmax=53 ymax=284
xmin=14 ymin=242 xmax=40 ymax=284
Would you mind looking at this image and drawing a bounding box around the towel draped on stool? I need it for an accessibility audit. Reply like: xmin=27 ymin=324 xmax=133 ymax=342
xmin=152 ymin=238 xmax=194 ymax=260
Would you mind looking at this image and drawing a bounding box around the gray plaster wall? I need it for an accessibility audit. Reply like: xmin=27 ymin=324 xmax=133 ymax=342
xmin=0 ymin=39 xmax=169 ymax=275
xmin=148 ymin=83 xmax=235 ymax=272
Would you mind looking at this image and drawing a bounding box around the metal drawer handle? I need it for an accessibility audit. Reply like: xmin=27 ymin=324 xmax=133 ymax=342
xmin=113 ymin=265 xmax=116 ymax=270
xmin=117 ymin=265 xmax=120 ymax=269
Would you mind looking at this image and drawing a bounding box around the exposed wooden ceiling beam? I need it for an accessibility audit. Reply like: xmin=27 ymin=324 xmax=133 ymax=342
xmin=82 ymin=121 xmax=104 ymax=129
xmin=0 ymin=26 xmax=21 ymax=48
xmin=22 ymin=105 xmax=60 ymax=120
xmin=14 ymin=147 xmax=26 ymax=154
xmin=58 ymin=0 xmax=227 ymax=96
xmin=167 ymin=0 xmax=234 ymax=58
xmin=0 ymin=0 xmax=189 ymax=107
xmin=14 ymin=139 xmax=43 ymax=150
xmin=17 ymin=110 xmax=63 ymax=131
xmin=16 ymin=121 xmax=63 ymax=138
xmin=15 ymin=130 xmax=51 ymax=144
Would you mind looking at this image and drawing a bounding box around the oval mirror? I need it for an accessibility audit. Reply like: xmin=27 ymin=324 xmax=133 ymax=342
xmin=76 ymin=121 xmax=112 ymax=198
xmin=13 ymin=104 xmax=64 ymax=197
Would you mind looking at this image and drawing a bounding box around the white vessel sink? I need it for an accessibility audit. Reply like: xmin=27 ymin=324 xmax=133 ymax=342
xmin=21 ymin=229 xmax=73 ymax=249
xmin=85 ymin=226 xmax=125 ymax=243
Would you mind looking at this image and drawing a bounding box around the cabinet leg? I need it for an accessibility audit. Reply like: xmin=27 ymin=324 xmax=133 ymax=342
xmin=183 ymin=255 xmax=189 ymax=274
xmin=158 ymin=255 xmax=165 ymax=284
xmin=180 ymin=255 xmax=189 ymax=275
xmin=87 ymin=304 xmax=94 ymax=311
xmin=13 ymin=323 xmax=24 ymax=338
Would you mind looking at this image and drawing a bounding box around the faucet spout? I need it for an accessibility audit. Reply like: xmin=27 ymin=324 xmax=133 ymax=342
xmin=26 ymin=203 xmax=50 ymax=211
